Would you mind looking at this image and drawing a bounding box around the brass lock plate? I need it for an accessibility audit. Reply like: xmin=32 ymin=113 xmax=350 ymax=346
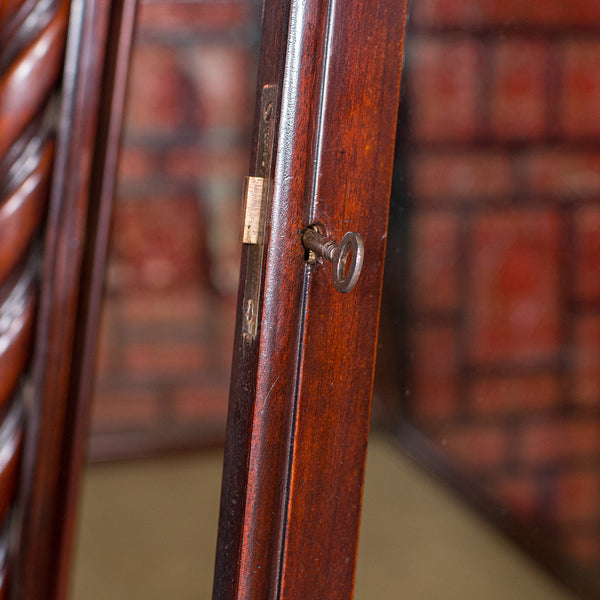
xmin=241 ymin=83 xmax=277 ymax=340
xmin=241 ymin=176 xmax=267 ymax=244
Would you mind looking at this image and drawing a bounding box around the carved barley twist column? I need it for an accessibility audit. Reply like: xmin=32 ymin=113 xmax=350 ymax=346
xmin=0 ymin=1 xmax=69 ymax=596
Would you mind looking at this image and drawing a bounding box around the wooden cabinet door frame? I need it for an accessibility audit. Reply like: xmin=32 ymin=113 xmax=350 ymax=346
xmin=213 ymin=1 xmax=409 ymax=598
xmin=3 ymin=1 xmax=138 ymax=598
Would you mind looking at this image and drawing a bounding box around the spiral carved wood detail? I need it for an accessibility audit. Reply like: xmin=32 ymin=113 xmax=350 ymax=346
xmin=0 ymin=522 xmax=8 ymax=600
xmin=0 ymin=0 xmax=69 ymax=588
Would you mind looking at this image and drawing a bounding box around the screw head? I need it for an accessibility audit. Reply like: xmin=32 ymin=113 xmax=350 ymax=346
xmin=263 ymin=102 xmax=273 ymax=122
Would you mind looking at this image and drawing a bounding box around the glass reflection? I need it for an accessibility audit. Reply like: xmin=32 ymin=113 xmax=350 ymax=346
xmin=377 ymin=0 xmax=600 ymax=596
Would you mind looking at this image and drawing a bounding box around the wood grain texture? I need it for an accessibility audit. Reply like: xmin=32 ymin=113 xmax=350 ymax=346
xmin=214 ymin=1 xmax=407 ymax=598
xmin=0 ymin=0 xmax=134 ymax=597
xmin=50 ymin=0 xmax=138 ymax=596
xmin=13 ymin=0 xmax=113 ymax=595
xmin=213 ymin=2 xmax=318 ymax=596
xmin=278 ymin=1 xmax=406 ymax=595
xmin=0 ymin=3 xmax=64 ymax=597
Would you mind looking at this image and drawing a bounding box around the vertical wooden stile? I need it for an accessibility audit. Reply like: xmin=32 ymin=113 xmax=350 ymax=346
xmin=214 ymin=1 xmax=409 ymax=598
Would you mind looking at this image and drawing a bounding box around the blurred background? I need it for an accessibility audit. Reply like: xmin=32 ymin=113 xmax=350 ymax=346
xmin=89 ymin=0 xmax=261 ymax=460
xmin=377 ymin=0 xmax=600 ymax=591
xmin=72 ymin=0 xmax=600 ymax=598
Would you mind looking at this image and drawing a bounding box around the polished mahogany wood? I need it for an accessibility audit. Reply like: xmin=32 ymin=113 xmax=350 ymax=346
xmin=13 ymin=0 xmax=137 ymax=597
xmin=0 ymin=0 xmax=69 ymax=158
xmin=0 ymin=140 xmax=52 ymax=284
xmin=50 ymin=0 xmax=139 ymax=595
xmin=214 ymin=1 xmax=408 ymax=598
xmin=0 ymin=0 xmax=23 ymax=31
xmin=0 ymin=525 xmax=8 ymax=600
xmin=0 ymin=281 xmax=36 ymax=413
xmin=0 ymin=0 xmax=137 ymax=597
xmin=277 ymin=2 xmax=407 ymax=594
xmin=0 ymin=405 xmax=24 ymax=526
xmin=0 ymin=1 xmax=65 ymax=596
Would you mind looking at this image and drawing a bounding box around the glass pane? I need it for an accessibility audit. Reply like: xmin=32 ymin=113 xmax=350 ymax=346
xmin=88 ymin=0 xmax=262 ymax=459
xmin=377 ymin=0 xmax=600 ymax=596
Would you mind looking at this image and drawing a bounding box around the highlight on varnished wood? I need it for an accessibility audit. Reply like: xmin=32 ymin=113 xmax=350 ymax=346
xmin=0 ymin=139 xmax=52 ymax=283
xmin=214 ymin=1 xmax=407 ymax=598
xmin=0 ymin=0 xmax=27 ymax=35
xmin=0 ymin=402 xmax=23 ymax=600
xmin=0 ymin=275 xmax=36 ymax=413
xmin=0 ymin=0 xmax=69 ymax=597
xmin=12 ymin=0 xmax=142 ymax=596
xmin=0 ymin=523 xmax=8 ymax=600
xmin=0 ymin=0 xmax=61 ymax=421
xmin=0 ymin=0 xmax=68 ymax=158
xmin=0 ymin=404 xmax=24 ymax=524
xmin=0 ymin=569 xmax=6 ymax=600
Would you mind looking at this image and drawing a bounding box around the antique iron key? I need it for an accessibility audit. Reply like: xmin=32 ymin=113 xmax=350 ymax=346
xmin=301 ymin=226 xmax=364 ymax=293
